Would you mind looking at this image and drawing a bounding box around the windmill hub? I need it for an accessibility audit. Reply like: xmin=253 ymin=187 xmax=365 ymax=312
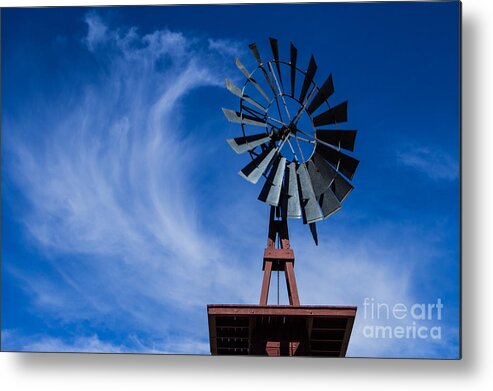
xmin=287 ymin=124 xmax=297 ymax=134
xmin=277 ymin=125 xmax=292 ymax=138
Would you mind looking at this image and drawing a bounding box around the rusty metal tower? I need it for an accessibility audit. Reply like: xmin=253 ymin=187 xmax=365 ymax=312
xmin=208 ymin=38 xmax=358 ymax=356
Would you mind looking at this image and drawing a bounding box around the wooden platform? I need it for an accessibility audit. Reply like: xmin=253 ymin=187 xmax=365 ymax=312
xmin=207 ymin=304 xmax=357 ymax=357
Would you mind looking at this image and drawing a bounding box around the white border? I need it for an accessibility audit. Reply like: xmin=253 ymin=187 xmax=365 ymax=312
xmin=2 ymin=0 xmax=493 ymax=390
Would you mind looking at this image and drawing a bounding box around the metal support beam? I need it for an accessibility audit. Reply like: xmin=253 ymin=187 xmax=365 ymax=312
xmin=285 ymin=261 xmax=300 ymax=306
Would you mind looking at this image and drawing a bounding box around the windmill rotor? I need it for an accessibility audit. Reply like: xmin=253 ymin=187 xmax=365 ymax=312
xmin=222 ymin=37 xmax=359 ymax=244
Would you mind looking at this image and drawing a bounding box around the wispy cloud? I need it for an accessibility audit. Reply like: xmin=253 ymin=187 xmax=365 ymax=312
xmin=2 ymin=331 xmax=123 ymax=353
xmin=83 ymin=12 xmax=108 ymax=51
xmin=4 ymin=13 xmax=256 ymax=351
xmin=397 ymin=145 xmax=458 ymax=181
xmin=208 ymin=37 xmax=246 ymax=58
xmin=2 ymin=329 xmax=210 ymax=354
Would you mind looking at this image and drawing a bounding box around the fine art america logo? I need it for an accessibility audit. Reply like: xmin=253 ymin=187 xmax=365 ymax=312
xmin=362 ymin=297 xmax=443 ymax=340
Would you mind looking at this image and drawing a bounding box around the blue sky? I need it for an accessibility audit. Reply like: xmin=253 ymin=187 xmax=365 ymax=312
xmin=1 ymin=2 xmax=460 ymax=358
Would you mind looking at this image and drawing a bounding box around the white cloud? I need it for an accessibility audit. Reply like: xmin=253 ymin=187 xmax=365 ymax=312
xmin=397 ymin=145 xmax=458 ymax=181
xmin=208 ymin=37 xmax=246 ymax=58
xmin=2 ymin=330 xmax=122 ymax=353
xmin=25 ymin=335 xmax=123 ymax=354
xmin=83 ymin=13 xmax=108 ymax=51
xmin=2 ymin=330 xmax=211 ymax=354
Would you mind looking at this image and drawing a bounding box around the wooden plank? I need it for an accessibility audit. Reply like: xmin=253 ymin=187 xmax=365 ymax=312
xmin=208 ymin=313 xmax=218 ymax=355
xmin=259 ymin=261 xmax=273 ymax=305
xmin=306 ymin=317 xmax=314 ymax=356
xmin=284 ymin=262 xmax=300 ymax=306
xmin=215 ymin=325 xmax=249 ymax=330
xmin=208 ymin=305 xmax=356 ymax=318
xmin=248 ymin=316 xmax=255 ymax=355
xmin=339 ymin=312 xmax=356 ymax=357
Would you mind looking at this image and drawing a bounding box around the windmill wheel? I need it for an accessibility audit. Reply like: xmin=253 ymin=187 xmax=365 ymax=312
xmin=222 ymin=38 xmax=359 ymax=243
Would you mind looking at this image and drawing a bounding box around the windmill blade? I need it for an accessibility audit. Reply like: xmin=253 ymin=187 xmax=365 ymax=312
xmin=241 ymin=106 xmax=283 ymax=130
xmin=330 ymin=174 xmax=354 ymax=203
xmin=235 ymin=56 xmax=252 ymax=80
xmin=316 ymin=129 xmax=357 ymax=151
xmin=311 ymin=152 xmax=337 ymax=186
xmin=309 ymin=223 xmax=319 ymax=245
xmin=227 ymin=132 xmax=272 ymax=154
xmin=241 ymin=104 xmax=265 ymax=117
xmin=249 ymin=42 xmax=262 ymax=64
xmin=297 ymin=163 xmax=324 ymax=224
xmin=312 ymin=153 xmax=354 ymax=203
xmin=235 ymin=57 xmax=271 ymax=102
xmin=306 ymin=160 xmax=341 ymax=218
xmin=269 ymin=37 xmax=280 ymax=65
xmin=319 ymin=189 xmax=342 ymax=218
xmin=315 ymin=142 xmax=359 ymax=180
xmin=258 ymin=156 xmax=287 ymax=206
xmin=306 ymin=160 xmax=330 ymax=198
xmin=313 ymin=101 xmax=348 ymax=127
xmin=299 ymin=55 xmax=317 ymax=104
xmin=269 ymin=37 xmax=284 ymax=89
xmin=286 ymin=162 xmax=302 ymax=218
xmin=309 ymin=223 xmax=319 ymax=246
xmin=226 ymin=79 xmax=267 ymax=112
xmin=222 ymin=108 xmax=267 ymax=128
xmin=290 ymin=42 xmax=298 ymax=98
xmin=239 ymin=144 xmax=278 ymax=184
xmin=307 ymin=74 xmax=334 ymax=115
xmin=249 ymin=42 xmax=277 ymax=95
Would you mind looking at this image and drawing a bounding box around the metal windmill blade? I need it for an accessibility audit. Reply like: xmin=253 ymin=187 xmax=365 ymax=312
xmin=226 ymin=132 xmax=272 ymax=154
xmin=222 ymin=38 xmax=359 ymax=244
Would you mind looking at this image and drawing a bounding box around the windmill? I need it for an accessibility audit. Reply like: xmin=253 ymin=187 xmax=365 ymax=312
xmin=207 ymin=38 xmax=358 ymax=357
